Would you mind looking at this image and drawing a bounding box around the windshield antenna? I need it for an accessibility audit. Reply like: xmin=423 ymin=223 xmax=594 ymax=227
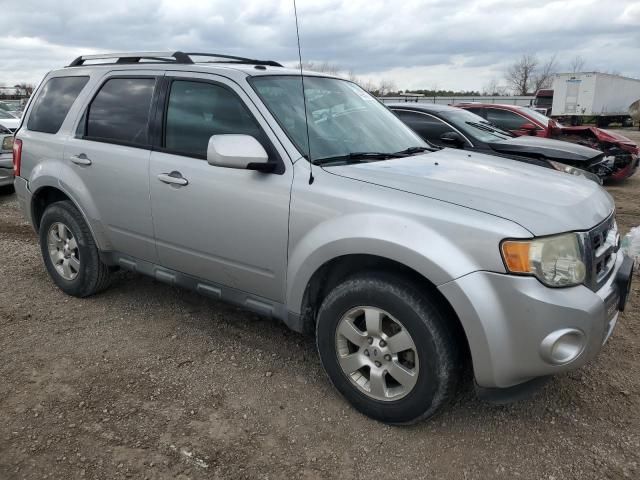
xmin=293 ymin=0 xmax=314 ymax=184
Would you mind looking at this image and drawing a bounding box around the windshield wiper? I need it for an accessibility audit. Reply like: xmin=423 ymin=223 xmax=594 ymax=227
xmin=313 ymin=151 xmax=405 ymax=165
xmin=393 ymin=146 xmax=433 ymax=155
xmin=465 ymin=121 xmax=512 ymax=137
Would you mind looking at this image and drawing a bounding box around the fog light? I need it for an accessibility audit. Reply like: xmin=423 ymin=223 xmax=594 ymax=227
xmin=540 ymin=329 xmax=585 ymax=365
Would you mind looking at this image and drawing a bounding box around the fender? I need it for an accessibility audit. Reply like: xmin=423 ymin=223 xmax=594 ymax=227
xmin=28 ymin=160 xmax=112 ymax=251
xmin=287 ymin=212 xmax=489 ymax=314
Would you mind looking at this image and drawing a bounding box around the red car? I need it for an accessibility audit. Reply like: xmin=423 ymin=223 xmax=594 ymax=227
xmin=457 ymin=103 xmax=639 ymax=181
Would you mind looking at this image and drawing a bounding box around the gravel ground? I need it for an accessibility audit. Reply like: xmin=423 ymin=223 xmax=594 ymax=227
xmin=1 ymin=130 xmax=639 ymax=480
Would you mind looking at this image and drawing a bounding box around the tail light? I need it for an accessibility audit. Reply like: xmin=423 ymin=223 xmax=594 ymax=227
xmin=12 ymin=138 xmax=22 ymax=177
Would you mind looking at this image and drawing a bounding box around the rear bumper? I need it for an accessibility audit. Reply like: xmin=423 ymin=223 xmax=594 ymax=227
xmin=438 ymin=250 xmax=629 ymax=389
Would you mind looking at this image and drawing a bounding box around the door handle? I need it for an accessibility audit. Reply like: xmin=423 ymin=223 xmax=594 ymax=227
xmin=157 ymin=171 xmax=188 ymax=186
xmin=70 ymin=154 xmax=92 ymax=166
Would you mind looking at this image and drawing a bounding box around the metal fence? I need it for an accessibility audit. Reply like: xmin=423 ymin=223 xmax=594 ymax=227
xmin=378 ymin=95 xmax=534 ymax=106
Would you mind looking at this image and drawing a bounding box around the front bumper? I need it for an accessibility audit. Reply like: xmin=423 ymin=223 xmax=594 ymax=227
xmin=438 ymin=250 xmax=631 ymax=389
xmin=608 ymin=154 xmax=639 ymax=181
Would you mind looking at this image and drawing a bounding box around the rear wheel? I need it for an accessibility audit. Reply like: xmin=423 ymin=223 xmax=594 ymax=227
xmin=316 ymin=272 xmax=462 ymax=424
xmin=39 ymin=200 xmax=111 ymax=297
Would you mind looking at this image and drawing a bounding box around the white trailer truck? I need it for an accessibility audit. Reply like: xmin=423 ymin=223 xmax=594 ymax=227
xmin=542 ymin=72 xmax=640 ymax=127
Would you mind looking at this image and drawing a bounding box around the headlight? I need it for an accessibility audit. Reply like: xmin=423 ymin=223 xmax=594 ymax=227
xmin=501 ymin=233 xmax=586 ymax=287
xmin=1 ymin=135 xmax=12 ymax=152
xmin=548 ymin=160 xmax=602 ymax=184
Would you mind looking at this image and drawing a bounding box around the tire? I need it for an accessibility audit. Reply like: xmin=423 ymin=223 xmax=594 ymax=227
xmin=39 ymin=200 xmax=111 ymax=297
xmin=316 ymin=272 xmax=462 ymax=424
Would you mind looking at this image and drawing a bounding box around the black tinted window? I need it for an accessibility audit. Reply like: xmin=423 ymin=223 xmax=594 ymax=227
xmin=394 ymin=110 xmax=453 ymax=146
xmin=28 ymin=76 xmax=89 ymax=134
xmin=485 ymin=108 xmax=528 ymax=130
xmin=165 ymin=80 xmax=262 ymax=157
xmin=464 ymin=107 xmax=485 ymax=118
xmin=87 ymin=78 xmax=155 ymax=145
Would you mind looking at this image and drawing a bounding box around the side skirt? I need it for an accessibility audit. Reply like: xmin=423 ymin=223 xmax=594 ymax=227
xmin=100 ymin=251 xmax=305 ymax=333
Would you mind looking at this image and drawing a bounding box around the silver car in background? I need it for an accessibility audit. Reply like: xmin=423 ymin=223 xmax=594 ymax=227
xmin=0 ymin=125 xmax=15 ymax=188
xmin=12 ymin=52 xmax=634 ymax=424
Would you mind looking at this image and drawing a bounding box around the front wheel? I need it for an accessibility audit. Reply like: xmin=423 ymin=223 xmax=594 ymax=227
xmin=316 ymin=272 xmax=462 ymax=424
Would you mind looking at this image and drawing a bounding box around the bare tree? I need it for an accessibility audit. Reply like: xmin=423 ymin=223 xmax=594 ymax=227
xmin=347 ymin=69 xmax=359 ymax=83
xmin=505 ymin=54 xmax=557 ymax=95
xmin=482 ymin=78 xmax=499 ymax=95
xmin=14 ymin=83 xmax=35 ymax=96
xmin=505 ymin=54 xmax=538 ymax=95
xmin=569 ymin=55 xmax=586 ymax=73
xmin=378 ymin=79 xmax=397 ymax=96
xmin=532 ymin=53 xmax=558 ymax=92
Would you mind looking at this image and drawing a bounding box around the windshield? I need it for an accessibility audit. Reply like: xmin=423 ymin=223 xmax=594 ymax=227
xmin=518 ymin=107 xmax=560 ymax=128
xmin=533 ymin=96 xmax=552 ymax=108
xmin=439 ymin=108 xmax=512 ymax=142
xmin=0 ymin=110 xmax=16 ymax=119
xmin=251 ymin=76 xmax=426 ymax=163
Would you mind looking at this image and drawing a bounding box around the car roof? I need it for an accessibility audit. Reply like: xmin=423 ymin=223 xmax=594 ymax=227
xmin=457 ymin=102 xmax=529 ymax=111
xmin=386 ymin=102 xmax=460 ymax=113
xmin=57 ymin=51 xmax=339 ymax=81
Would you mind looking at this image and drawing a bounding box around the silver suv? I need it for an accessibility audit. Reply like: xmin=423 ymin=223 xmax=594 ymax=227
xmin=13 ymin=52 xmax=634 ymax=424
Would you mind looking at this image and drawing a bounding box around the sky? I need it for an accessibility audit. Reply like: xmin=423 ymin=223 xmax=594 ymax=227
xmin=0 ymin=0 xmax=639 ymax=92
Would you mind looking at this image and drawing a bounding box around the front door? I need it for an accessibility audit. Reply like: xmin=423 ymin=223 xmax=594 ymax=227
xmin=149 ymin=74 xmax=292 ymax=301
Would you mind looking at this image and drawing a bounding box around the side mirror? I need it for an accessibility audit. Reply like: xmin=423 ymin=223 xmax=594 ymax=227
xmin=520 ymin=123 xmax=538 ymax=135
xmin=207 ymin=134 xmax=276 ymax=173
xmin=440 ymin=131 xmax=465 ymax=148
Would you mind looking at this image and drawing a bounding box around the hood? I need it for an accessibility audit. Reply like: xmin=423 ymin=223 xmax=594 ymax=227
xmin=0 ymin=118 xmax=19 ymax=131
xmin=560 ymin=126 xmax=638 ymax=152
xmin=489 ymin=135 xmax=603 ymax=163
xmin=326 ymin=148 xmax=614 ymax=236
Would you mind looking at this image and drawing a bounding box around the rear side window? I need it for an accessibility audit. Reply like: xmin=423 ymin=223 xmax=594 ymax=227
xmin=164 ymin=80 xmax=263 ymax=157
xmin=86 ymin=78 xmax=156 ymax=146
xmin=394 ymin=110 xmax=453 ymax=146
xmin=485 ymin=108 xmax=528 ymax=131
xmin=464 ymin=107 xmax=485 ymax=118
xmin=28 ymin=76 xmax=89 ymax=134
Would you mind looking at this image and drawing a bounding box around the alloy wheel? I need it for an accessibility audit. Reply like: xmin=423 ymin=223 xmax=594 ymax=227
xmin=335 ymin=306 xmax=419 ymax=401
xmin=47 ymin=222 xmax=80 ymax=281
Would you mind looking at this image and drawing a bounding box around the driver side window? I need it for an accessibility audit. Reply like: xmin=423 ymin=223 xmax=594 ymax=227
xmin=164 ymin=80 xmax=264 ymax=158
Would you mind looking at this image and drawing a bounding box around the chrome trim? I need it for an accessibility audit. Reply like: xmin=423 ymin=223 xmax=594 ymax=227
xmin=583 ymin=213 xmax=618 ymax=291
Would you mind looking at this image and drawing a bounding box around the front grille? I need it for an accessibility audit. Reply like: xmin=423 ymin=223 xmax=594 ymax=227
xmin=585 ymin=213 xmax=618 ymax=291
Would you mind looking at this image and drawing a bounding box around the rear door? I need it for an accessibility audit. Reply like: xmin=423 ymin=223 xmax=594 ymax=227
xmin=148 ymin=72 xmax=292 ymax=302
xmin=65 ymin=72 xmax=162 ymax=262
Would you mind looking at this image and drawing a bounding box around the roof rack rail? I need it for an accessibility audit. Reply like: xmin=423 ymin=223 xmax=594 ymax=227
xmin=67 ymin=51 xmax=193 ymax=67
xmin=67 ymin=51 xmax=283 ymax=68
xmin=184 ymin=53 xmax=283 ymax=67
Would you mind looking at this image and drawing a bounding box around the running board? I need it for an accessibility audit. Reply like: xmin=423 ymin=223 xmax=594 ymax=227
xmin=100 ymin=251 xmax=303 ymax=331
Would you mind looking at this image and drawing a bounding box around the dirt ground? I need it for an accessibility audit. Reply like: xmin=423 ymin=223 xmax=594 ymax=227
xmin=1 ymin=129 xmax=639 ymax=480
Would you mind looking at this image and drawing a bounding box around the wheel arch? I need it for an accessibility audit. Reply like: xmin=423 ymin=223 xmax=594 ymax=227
xmin=28 ymin=163 xmax=110 ymax=250
xmin=30 ymin=182 xmax=107 ymax=251
xmin=295 ymin=253 xmax=471 ymax=365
